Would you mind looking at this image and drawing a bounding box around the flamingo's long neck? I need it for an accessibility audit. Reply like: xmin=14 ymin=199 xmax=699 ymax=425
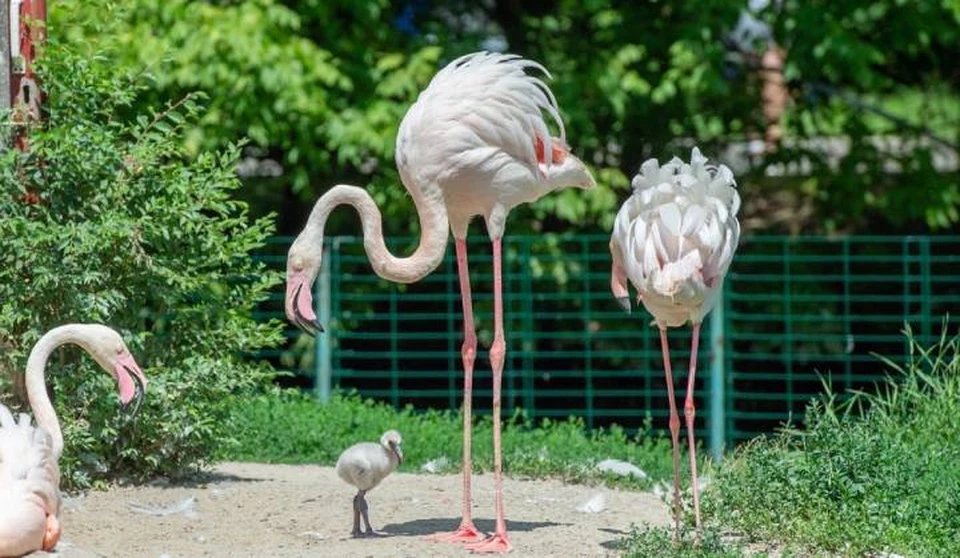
xmin=301 ymin=180 xmax=449 ymax=284
xmin=25 ymin=325 xmax=91 ymax=461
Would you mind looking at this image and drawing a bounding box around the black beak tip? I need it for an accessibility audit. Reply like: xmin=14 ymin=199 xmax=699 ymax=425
xmin=293 ymin=308 xmax=325 ymax=336
xmin=616 ymin=296 xmax=632 ymax=314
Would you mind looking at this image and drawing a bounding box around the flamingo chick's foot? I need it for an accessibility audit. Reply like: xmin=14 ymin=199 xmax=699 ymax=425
xmin=465 ymin=532 xmax=512 ymax=554
xmin=42 ymin=514 xmax=61 ymax=551
xmin=425 ymin=522 xmax=485 ymax=544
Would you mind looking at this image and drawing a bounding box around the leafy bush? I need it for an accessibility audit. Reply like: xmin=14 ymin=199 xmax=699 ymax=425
xmin=703 ymin=324 xmax=960 ymax=556
xmin=0 ymin=42 xmax=283 ymax=488
xmin=222 ymin=390 xmax=676 ymax=489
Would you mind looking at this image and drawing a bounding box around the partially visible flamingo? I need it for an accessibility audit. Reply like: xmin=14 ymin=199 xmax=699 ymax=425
xmin=285 ymin=51 xmax=595 ymax=553
xmin=0 ymin=324 xmax=148 ymax=556
xmin=609 ymin=148 xmax=740 ymax=541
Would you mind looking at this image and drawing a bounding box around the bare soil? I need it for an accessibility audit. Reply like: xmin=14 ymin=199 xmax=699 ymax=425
xmin=39 ymin=462 xmax=670 ymax=557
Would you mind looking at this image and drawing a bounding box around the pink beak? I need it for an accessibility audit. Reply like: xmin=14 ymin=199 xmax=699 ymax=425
xmin=285 ymin=271 xmax=323 ymax=335
xmin=114 ymin=351 xmax=148 ymax=415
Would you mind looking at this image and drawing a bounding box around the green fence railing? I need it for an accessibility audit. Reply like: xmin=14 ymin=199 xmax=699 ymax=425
xmin=254 ymin=235 xmax=960 ymax=455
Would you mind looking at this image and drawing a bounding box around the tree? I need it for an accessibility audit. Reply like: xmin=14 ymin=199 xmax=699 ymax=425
xmin=0 ymin=41 xmax=283 ymax=487
xmin=54 ymin=0 xmax=959 ymax=237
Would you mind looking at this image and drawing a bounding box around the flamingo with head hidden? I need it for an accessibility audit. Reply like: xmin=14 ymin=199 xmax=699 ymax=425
xmin=609 ymin=147 xmax=741 ymax=541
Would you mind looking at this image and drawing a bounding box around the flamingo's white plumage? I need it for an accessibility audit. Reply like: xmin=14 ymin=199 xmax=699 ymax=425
xmin=0 ymin=324 xmax=148 ymax=556
xmin=335 ymin=430 xmax=403 ymax=537
xmin=286 ymin=51 xmax=594 ymax=553
xmin=609 ymin=147 xmax=740 ymax=540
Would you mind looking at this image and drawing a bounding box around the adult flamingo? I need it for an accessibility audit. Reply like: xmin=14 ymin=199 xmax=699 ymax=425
xmin=0 ymin=324 xmax=147 ymax=556
xmin=609 ymin=148 xmax=740 ymax=541
xmin=285 ymin=51 xmax=595 ymax=553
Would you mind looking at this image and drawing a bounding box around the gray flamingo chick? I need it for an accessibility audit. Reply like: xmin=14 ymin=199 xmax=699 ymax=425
xmin=335 ymin=430 xmax=403 ymax=537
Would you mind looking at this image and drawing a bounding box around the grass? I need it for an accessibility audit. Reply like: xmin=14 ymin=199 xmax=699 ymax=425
xmin=220 ymin=389 xmax=677 ymax=489
xmin=698 ymin=325 xmax=960 ymax=557
xmin=224 ymin=325 xmax=960 ymax=556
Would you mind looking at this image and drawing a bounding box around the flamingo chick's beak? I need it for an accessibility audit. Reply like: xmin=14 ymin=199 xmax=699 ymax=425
xmin=285 ymin=271 xmax=324 ymax=336
xmin=114 ymin=351 xmax=148 ymax=417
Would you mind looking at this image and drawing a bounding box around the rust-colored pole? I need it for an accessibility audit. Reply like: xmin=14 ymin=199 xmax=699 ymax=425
xmin=11 ymin=0 xmax=46 ymax=152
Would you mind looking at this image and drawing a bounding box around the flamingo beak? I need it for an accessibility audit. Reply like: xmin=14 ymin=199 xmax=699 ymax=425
xmin=115 ymin=352 xmax=148 ymax=417
xmin=285 ymin=272 xmax=324 ymax=336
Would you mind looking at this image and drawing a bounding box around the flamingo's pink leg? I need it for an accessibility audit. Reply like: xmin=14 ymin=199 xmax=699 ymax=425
xmin=659 ymin=326 xmax=683 ymax=542
xmin=685 ymin=322 xmax=703 ymax=536
xmin=465 ymin=238 xmax=512 ymax=554
xmin=427 ymin=238 xmax=484 ymax=544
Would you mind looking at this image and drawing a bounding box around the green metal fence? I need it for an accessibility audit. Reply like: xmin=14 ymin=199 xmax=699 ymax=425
xmin=255 ymin=235 xmax=960 ymax=456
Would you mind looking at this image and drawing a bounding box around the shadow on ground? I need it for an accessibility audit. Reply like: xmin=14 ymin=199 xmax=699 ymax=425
xmin=381 ymin=517 xmax=565 ymax=537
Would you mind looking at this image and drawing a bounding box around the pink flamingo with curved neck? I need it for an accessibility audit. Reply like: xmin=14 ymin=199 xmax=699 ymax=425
xmin=285 ymin=51 xmax=595 ymax=553
xmin=0 ymin=324 xmax=148 ymax=556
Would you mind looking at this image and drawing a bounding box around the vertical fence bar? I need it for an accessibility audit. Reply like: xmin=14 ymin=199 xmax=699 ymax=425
xmin=783 ymin=239 xmax=794 ymax=415
xmin=446 ymin=247 xmax=456 ymax=409
xmin=842 ymin=238 xmax=852 ymax=390
xmin=582 ymin=237 xmax=595 ymax=428
xmin=331 ymin=239 xmax=342 ymax=390
xmin=314 ymin=239 xmax=332 ymax=402
xmin=709 ymin=284 xmax=726 ymax=461
xmin=902 ymin=238 xmax=912 ymax=358
xmin=723 ymin=280 xmax=735 ymax=445
xmin=521 ymin=239 xmax=535 ymax=416
xmin=389 ymin=277 xmax=399 ymax=407
xmin=920 ymin=237 xmax=932 ymax=345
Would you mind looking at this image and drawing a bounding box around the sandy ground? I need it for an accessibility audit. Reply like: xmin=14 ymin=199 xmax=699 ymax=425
xmin=37 ymin=462 xmax=670 ymax=558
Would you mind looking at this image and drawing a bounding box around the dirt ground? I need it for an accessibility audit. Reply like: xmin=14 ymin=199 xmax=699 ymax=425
xmin=37 ymin=462 xmax=670 ymax=558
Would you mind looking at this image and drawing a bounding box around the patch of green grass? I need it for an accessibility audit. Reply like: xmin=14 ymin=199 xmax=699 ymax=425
xmin=616 ymin=523 xmax=779 ymax=558
xmin=219 ymin=390 xmax=676 ymax=488
xmin=703 ymin=325 xmax=960 ymax=556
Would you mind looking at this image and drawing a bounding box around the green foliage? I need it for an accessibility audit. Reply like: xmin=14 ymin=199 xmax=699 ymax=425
xmin=617 ymin=524 xmax=745 ymax=558
xmin=55 ymin=0 xmax=960 ymax=237
xmin=0 ymin=43 xmax=283 ymax=488
xmin=221 ymin=390 xmax=675 ymax=489
xmin=703 ymin=325 xmax=960 ymax=556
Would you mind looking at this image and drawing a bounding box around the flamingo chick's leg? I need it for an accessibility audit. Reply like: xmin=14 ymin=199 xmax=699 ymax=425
xmin=685 ymin=322 xmax=703 ymax=539
xmin=42 ymin=513 xmax=61 ymax=551
xmin=357 ymin=490 xmax=374 ymax=535
xmin=427 ymin=238 xmax=484 ymax=544
xmin=465 ymin=237 xmax=512 ymax=554
xmin=351 ymin=491 xmax=364 ymax=537
xmin=659 ymin=326 xmax=683 ymax=542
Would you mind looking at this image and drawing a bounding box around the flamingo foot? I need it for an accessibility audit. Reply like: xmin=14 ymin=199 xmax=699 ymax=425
xmin=41 ymin=514 xmax=60 ymax=551
xmin=425 ymin=522 xmax=485 ymax=544
xmin=465 ymin=532 xmax=512 ymax=554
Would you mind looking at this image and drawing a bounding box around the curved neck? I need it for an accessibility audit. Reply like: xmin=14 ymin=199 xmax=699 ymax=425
xmin=303 ymin=181 xmax=449 ymax=284
xmin=25 ymin=325 xmax=91 ymax=460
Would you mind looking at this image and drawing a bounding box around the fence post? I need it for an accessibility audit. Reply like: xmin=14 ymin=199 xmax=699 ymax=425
xmin=709 ymin=284 xmax=727 ymax=462
xmin=314 ymin=240 xmax=332 ymax=403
